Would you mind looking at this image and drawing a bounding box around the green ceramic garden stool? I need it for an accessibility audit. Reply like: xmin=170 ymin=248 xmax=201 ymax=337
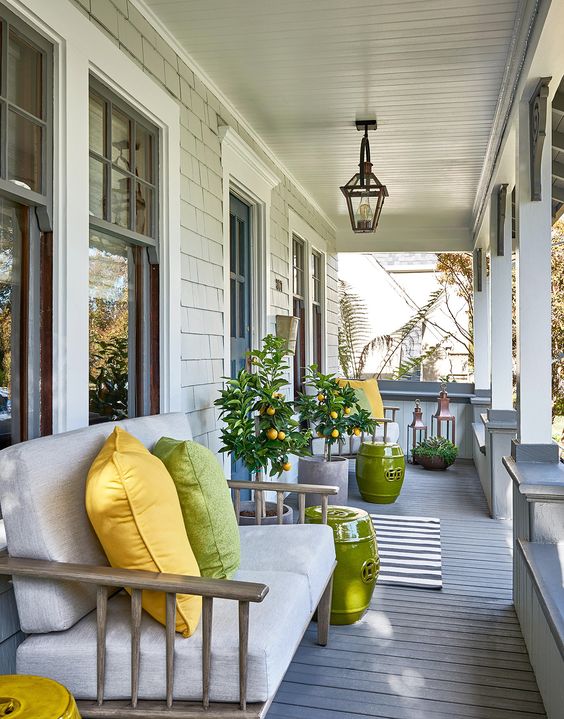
xmin=306 ymin=505 xmax=379 ymax=625
xmin=356 ymin=441 xmax=405 ymax=504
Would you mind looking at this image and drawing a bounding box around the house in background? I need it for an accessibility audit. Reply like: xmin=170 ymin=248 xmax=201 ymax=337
xmin=339 ymin=252 xmax=471 ymax=381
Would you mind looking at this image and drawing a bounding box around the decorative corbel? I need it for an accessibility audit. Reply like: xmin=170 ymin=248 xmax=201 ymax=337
xmin=529 ymin=77 xmax=551 ymax=201
xmin=496 ymin=184 xmax=508 ymax=257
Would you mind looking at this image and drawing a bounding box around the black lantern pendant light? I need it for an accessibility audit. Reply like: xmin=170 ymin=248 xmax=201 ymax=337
xmin=340 ymin=119 xmax=388 ymax=233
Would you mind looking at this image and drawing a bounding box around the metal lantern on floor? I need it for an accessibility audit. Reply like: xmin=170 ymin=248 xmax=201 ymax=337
xmin=340 ymin=120 xmax=388 ymax=233
xmin=407 ymin=399 xmax=428 ymax=463
xmin=432 ymin=382 xmax=456 ymax=443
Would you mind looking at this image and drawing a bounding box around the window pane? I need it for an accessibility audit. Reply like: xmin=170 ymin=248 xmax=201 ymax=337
xmin=136 ymin=124 xmax=153 ymax=183
xmin=7 ymin=110 xmax=42 ymax=192
xmin=89 ymin=156 xmax=105 ymax=219
xmin=8 ymin=29 xmax=42 ymax=119
xmin=89 ymin=94 xmax=105 ymax=156
xmin=89 ymin=232 xmax=130 ymax=422
xmin=112 ymin=108 xmax=131 ymax=171
xmin=0 ymin=199 xmax=23 ymax=448
xmin=111 ymin=169 xmax=130 ymax=228
xmin=135 ymin=182 xmax=153 ymax=236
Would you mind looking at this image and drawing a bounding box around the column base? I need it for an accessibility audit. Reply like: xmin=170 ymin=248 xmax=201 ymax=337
xmin=511 ymin=440 xmax=559 ymax=463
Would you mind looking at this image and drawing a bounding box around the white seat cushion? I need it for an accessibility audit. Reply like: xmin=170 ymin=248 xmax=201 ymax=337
xmin=17 ymin=569 xmax=311 ymax=704
xmin=239 ymin=524 xmax=335 ymax=612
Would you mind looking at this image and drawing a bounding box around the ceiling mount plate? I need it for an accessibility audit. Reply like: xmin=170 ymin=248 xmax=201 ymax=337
xmin=356 ymin=119 xmax=377 ymax=131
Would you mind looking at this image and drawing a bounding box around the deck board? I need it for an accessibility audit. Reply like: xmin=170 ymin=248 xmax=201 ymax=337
xmin=271 ymin=459 xmax=546 ymax=718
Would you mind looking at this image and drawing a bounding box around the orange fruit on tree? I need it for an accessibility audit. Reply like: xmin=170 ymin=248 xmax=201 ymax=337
xmin=317 ymin=431 xmax=324 ymax=437
xmin=353 ymin=427 xmax=361 ymax=436
xmin=266 ymin=406 xmax=276 ymax=416
xmin=331 ymin=429 xmax=339 ymax=438
xmin=278 ymin=431 xmax=286 ymax=440
xmin=330 ymin=410 xmax=338 ymax=419
xmin=282 ymin=462 xmax=292 ymax=471
xmin=317 ymin=393 xmax=325 ymax=402
xmin=266 ymin=428 xmax=278 ymax=440
xmin=344 ymin=407 xmax=351 ymax=415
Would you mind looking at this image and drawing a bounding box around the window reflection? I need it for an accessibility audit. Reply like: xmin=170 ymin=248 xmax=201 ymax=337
xmin=89 ymin=232 xmax=131 ymax=422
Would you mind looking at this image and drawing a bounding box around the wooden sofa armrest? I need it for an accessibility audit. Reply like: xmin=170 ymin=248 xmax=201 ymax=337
xmin=0 ymin=554 xmax=267 ymax=602
xmin=0 ymin=553 xmax=267 ymax=713
xmin=228 ymin=480 xmax=338 ymax=526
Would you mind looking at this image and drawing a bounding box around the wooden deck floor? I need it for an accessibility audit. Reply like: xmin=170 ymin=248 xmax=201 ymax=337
xmin=271 ymin=460 xmax=546 ymax=719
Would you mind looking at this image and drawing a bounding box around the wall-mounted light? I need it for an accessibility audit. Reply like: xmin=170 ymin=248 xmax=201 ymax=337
xmin=275 ymin=315 xmax=300 ymax=355
xmin=340 ymin=119 xmax=388 ymax=233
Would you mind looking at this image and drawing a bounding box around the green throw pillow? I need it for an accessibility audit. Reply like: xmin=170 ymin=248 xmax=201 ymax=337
xmin=153 ymin=437 xmax=240 ymax=579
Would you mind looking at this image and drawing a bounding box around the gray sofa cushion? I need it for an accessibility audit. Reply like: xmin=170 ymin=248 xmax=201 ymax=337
xmin=239 ymin=525 xmax=335 ymax=611
xmin=0 ymin=412 xmax=192 ymax=633
xmin=17 ymin=569 xmax=311 ymax=703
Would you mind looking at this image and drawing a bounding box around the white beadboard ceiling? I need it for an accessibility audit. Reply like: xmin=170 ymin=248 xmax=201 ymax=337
xmin=143 ymin=0 xmax=523 ymax=251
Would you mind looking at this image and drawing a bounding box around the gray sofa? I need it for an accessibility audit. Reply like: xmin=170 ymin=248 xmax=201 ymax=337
xmin=0 ymin=413 xmax=337 ymax=718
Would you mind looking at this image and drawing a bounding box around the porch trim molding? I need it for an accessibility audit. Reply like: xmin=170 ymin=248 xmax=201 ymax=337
xmin=8 ymin=0 xmax=182 ymax=430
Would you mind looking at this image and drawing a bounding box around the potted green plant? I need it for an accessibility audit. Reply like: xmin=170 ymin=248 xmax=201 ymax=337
xmin=295 ymin=366 xmax=376 ymax=505
xmin=215 ymin=335 xmax=311 ymax=524
xmin=412 ymin=436 xmax=458 ymax=471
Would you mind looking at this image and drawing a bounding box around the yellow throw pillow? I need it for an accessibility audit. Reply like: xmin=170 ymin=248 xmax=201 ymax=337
xmin=86 ymin=427 xmax=202 ymax=637
xmin=338 ymin=378 xmax=384 ymax=419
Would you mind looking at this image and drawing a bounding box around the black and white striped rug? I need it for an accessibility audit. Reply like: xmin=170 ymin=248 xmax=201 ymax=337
xmin=370 ymin=514 xmax=442 ymax=590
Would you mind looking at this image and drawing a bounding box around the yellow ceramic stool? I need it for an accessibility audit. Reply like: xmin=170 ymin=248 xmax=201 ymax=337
xmin=0 ymin=676 xmax=80 ymax=718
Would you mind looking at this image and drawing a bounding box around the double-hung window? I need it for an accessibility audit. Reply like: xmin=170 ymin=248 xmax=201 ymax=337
xmin=0 ymin=5 xmax=53 ymax=447
xmin=88 ymin=79 xmax=159 ymax=423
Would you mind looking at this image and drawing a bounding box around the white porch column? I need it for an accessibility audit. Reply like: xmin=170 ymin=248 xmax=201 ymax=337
xmin=473 ymin=247 xmax=490 ymax=394
xmin=514 ymin=87 xmax=555 ymax=454
xmin=489 ymin=187 xmax=514 ymax=411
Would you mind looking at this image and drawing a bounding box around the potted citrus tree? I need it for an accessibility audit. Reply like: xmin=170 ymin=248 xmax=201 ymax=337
xmin=215 ymin=335 xmax=311 ymax=524
xmin=412 ymin=436 xmax=458 ymax=470
xmin=295 ymin=366 xmax=376 ymax=505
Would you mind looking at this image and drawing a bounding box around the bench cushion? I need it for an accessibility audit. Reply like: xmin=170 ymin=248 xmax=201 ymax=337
xmin=17 ymin=569 xmax=311 ymax=703
xmin=239 ymin=524 xmax=335 ymax=611
xmin=0 ymin=413 xmax=192 ymax=634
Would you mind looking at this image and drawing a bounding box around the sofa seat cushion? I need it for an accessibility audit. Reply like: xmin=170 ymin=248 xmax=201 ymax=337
xmin=17 ymin=569 xmax=311 ymax=704
xmin=239 ymin=525 xmax=335 ymax=611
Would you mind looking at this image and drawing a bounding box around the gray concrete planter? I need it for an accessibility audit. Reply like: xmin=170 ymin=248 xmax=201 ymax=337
xmin=237 ymin=500 xmax=294 ymax=526
xmin=298 ymin=456 xmax=349 ymax=507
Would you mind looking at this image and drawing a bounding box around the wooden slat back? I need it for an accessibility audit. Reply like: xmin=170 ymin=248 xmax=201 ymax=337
xmin=131 ymin=589 xmax=142 ymax=708
xmin=166 ymin=593 xmax=176 ymax=708
xmin=238 ymin=601 xmax=249 ymax=710
xmin=254 ymin=490 xmax=262 ymax=525
xmin=202 ymin=597 xmax=213 ymax=709
xmin=276 ymin=491 xmax=284 ymax=524
xmin=298 ymin=493 xmax=306 ymax=524
xmin=96 ymin=586 xmax=108 ymax=706
xmin=234 ymin=488 xmax=241 ymax=523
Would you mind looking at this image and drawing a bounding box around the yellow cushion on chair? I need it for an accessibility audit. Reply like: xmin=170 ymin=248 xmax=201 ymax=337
xmin=338 ymin=378 xmax=384 ymax=419
xmin=86 ymin=426 xmax=202 ymax=637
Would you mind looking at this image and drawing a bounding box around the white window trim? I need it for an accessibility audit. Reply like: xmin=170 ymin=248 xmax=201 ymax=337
xmin=7 ymin=0 xmax=182 ymax=432
xmin=289 ymin=209 xmax=328 ymax=374
xmin=219 ymin=125 xmax=279 ymax=379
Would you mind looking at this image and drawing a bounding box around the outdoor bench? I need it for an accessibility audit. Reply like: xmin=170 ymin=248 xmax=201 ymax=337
xmin=0 ymin=412 xmax=337 ymax=718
